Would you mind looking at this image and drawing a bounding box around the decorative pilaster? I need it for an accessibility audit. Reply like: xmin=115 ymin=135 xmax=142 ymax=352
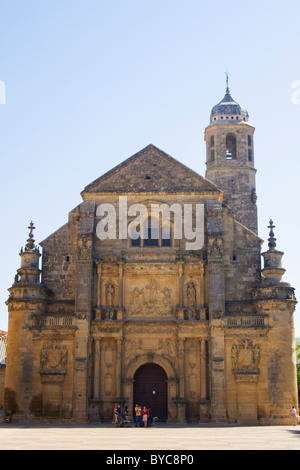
xmin=73 ymin=201 xmax=96 ymax=422
xmin=93 ymin=339 xmax=101 ymax=399
xmin=176 ymin=338 xmax=187 ymax=423
xmin=207 ymin=234 xmax=226 ymax=423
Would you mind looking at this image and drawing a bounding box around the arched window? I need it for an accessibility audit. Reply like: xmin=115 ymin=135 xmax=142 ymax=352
xmin=226 ymin=134 xmax=236 ymax=160
xmin=130 ymin=216 xmax=172 ymax=248
xmin=210 ymin=135 xmax=214 ymax=147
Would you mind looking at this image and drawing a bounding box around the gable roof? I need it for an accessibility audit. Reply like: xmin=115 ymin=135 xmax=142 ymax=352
xmin=82 ymin=144 xmax=220 ymax=195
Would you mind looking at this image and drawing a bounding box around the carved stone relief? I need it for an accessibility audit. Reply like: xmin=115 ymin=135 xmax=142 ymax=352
xmin=231 ymin=339 xmax=260 ymax=371
xmin=208 ymin=237 xmax=223 ymax=258
xmin=40 ymin=341 xmax=68 ymax=383
xmin=77 ymin=238 xmax=92 ymax=260
xmin=127 ymin=278 xmax=174 ymax=317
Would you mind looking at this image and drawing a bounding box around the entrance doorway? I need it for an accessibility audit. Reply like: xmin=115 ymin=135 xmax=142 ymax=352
xmin=133 ymin=363 xmax=168 ymax=421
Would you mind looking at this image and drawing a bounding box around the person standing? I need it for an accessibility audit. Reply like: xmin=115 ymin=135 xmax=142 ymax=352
xmin=291 ymin=406 xmax=297 ymax=426
xmin=142 ymin=406 xmax=148 ymax=427
xmin=135 ymin=404 xmax=142 ymax=427
xmin=114 ymin=404 xmax=122 ymax=427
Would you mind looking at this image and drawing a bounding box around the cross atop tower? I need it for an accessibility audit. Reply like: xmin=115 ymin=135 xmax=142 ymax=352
xmin=225 ymin=69 xmax=230 ymax=94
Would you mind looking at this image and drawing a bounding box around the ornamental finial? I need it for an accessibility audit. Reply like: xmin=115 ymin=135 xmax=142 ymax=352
xmin=267 ymin=219 xmax=277 ymax=251
xmin=25 ymin=221 xmax=37 ymax=252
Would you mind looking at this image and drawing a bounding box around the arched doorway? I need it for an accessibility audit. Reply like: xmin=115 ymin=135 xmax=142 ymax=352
xmin=133 ymin=363 xmax=168 ymax=421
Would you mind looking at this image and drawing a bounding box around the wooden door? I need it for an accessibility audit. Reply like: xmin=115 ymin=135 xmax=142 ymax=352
xmin=133 ymin=363 xmax=168 ymax=421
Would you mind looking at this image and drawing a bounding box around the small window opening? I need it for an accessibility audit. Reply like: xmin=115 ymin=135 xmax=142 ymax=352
xmin=226 ymin=134 xmax=237 ymax=160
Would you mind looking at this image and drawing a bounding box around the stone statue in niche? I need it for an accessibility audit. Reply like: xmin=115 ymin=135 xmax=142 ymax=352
xmin=105 ymin=283 xmax=115 ymax=307
xmin=103 ymin=283 xmax=116 ymax=319
xmin=185 ymin=282 xmax=198 ymax=319
xmin=187 ymin=283 xmax=196 ymax=307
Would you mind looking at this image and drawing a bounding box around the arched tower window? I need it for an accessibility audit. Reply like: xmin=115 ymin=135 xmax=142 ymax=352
xmin=210 ymin=135 xmax=214 ymax=147
xmin=226 ymin=134 xmax=236 ymax=160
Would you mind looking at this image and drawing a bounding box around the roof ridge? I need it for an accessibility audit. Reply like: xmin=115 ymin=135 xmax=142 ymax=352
xmin=81 ymin=144 xmax=221 ymax=195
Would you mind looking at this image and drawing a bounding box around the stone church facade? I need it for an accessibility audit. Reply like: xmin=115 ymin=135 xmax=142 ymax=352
xmin=4 ymin=86 xmax=298 ymax=424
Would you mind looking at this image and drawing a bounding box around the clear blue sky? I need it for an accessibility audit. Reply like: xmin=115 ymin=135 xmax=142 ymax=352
xmin=1 ymin=0 xmax=300 ymax=334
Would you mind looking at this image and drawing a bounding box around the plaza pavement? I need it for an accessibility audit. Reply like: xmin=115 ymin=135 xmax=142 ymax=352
xmin=0 ymin=422 xmax=300 ymax=450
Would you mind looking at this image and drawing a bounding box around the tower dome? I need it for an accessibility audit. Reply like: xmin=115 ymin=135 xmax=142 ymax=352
xmin=210 ymin=86 xmax=249 ymax=123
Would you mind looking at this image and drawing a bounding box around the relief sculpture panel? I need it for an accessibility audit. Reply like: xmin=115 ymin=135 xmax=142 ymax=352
xmin=126 ymin=277 xmax=175 ymax=317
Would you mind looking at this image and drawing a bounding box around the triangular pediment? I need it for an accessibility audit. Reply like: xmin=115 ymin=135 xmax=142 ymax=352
xmin=82 ymin=144 xmax=220 ymax=195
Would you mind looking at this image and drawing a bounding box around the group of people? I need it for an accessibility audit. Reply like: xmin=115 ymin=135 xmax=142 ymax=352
xmin=113 ymin=404 xmax=130 ymax=427
xmin=134 ymin=404 xmax=153 ymax=427
xmin=113 ymin=403 xmax=154 ymax=427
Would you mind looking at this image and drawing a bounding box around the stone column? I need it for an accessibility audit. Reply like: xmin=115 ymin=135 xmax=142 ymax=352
xmin=115 ymin=336 xmax=123 ymax=402
xmin=199 ymin=338 xmax=209 ymax=422
xmin=118 ymin=261 xmax=124 ymax=319
xmin=93 ymin=338 xmax=101 ymax=399
xmin=177 ymin=337 xmax=187 ymax=423
xmin=177 ymin=261 xmax=184 ymax=319
xmin=97 ymin=263 xmax=102 ymax=308
xmin=200 ymin=339 xmax=207 ymax=400
xmin=199 ymin=263 xmax=205 ymax=308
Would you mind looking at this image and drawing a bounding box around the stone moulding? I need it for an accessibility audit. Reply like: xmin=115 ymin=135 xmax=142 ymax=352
xmin=40 ymin=370 xmax=67 ymax=384
xmin=232 ymin=369 xmax=260 ymax=383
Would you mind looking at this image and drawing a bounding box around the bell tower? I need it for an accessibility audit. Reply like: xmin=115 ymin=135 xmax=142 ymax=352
xmin=205 ymin=78 xmax=257 ymax=233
